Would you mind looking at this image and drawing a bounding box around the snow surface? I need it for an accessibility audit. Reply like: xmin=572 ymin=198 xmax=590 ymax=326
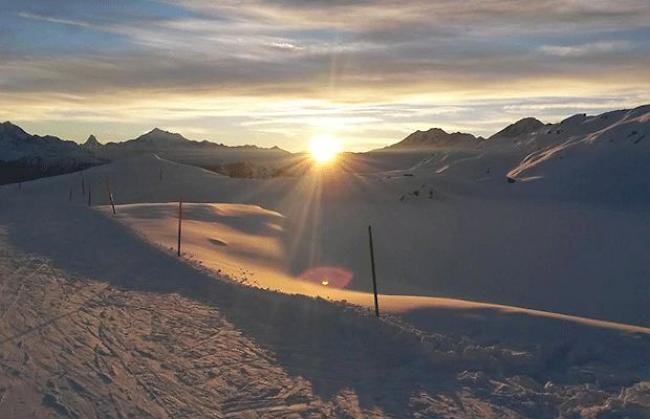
xmin=1 ymin=139 xmax=649 ymax=417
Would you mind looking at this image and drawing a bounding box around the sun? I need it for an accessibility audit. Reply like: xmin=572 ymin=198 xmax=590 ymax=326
xmin=309 ymin=134 xmax=341 ymax=164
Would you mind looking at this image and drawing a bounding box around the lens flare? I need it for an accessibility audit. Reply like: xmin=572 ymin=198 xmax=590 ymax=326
xmin=299 ymin=266 xmax=353 ymax=288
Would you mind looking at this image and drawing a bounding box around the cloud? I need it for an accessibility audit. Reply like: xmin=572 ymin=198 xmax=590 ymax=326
xmin=539 ymin=41 xmax=633 ymax=57
xmin=17 ymin=11 xmax=92 ymax=28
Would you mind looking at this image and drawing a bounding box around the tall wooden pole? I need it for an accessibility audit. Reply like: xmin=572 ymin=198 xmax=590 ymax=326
xmin=177 ymin=198 xmax=183 ymax=256
xmin=87 ymin=184 xmax=92 ymax=207
xmin=368 ymin=225 xmax=380 ymax=318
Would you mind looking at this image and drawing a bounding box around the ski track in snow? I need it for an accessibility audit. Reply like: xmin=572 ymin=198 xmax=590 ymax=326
xmin=0 ymin=209 xmax=531 ymax=418
xmin=0 ymin=222 xmax=648 ymax=417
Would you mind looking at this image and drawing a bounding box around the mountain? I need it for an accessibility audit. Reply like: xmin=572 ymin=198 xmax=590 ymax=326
xmin=83 ymin=134 xmax=102 ymax=148
xmin=0 ymin=122 xmax=102 ymax=184
xmin=99 ymin=128 xmax=287 ymax=153
xmin=92 ymin=127 xmax=294 ymax=177
xmin=382 ymin=128 xmax=478 ymax=150
xmin=505 ymin=105 xmax=650 ymax=199
xmin=488 ymin=117 xmax=546 ymax=140
xmin=408 ymin=104 xmax=650 ymax=204
xmin=112 ymin=128 xmax=192 ymax=150
xmin=0 ymin=122 xmax=97 ymax=163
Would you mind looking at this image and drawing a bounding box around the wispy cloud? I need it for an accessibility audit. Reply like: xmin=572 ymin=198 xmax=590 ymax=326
xmin=539 ymin=41 xmax=633 ymax=57
xmin=17 ymin=11 xmax=93 ymax=28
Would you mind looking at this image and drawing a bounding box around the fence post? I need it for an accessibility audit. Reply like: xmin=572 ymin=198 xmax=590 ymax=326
xmin=177 ymin=198 xmax=183 ymax=256
xmin=368 ymin=225 xmax=380 ymax=318
xmin=87 ymin=184 xmax=92 ymax=207
xmin=105 ymin=179 xmax=116 ymax=215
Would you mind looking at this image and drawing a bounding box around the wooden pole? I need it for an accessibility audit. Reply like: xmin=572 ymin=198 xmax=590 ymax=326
xmin=177 ymin=198 xmax=183 ymax=256
xmin=105 ymin=179 xmax=116 ymax=215
xmin=368 ymin=225 xmax=380 ymax=318
xmin=87 ymin=184 xmax=92 ymax=207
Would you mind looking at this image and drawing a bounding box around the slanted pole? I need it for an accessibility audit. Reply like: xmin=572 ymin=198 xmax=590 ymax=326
xmin=177 ymin=198 xmax=183 ymax=256
xmin=368 ymin=225 xmax=380 ymax=318
xmin=105 ymin=179 xmax=116 ymax=215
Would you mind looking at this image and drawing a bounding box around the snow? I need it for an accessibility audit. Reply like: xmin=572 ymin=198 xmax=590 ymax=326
xmin=1 ymin=106 xmax=650 ymax=417
xmin=23 ymin=150 xmax=646 ymax=326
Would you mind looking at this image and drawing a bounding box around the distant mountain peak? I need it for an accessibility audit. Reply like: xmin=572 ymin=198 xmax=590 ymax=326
xmin=384 ymin=127 xmax=477 ymax=150
xmin=0 ymin=121 xmax=30 ymax=139
xmin=148 ymin=127 xmax=169 ymax=135
xmin=83 ymin=134 xmax=101 ymax=148
xmin=489 ymin=117 xmax=545 ymax=140
xmin=131 ymin=128 xmax=190 ymax=147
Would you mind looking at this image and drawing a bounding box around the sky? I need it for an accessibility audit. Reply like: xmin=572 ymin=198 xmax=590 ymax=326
xmin=1 ymin=0 xmax=649 ymax=152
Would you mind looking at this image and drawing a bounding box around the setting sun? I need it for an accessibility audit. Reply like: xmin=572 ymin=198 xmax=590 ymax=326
xmin=309 ymin=135 xmax=341 ymax=164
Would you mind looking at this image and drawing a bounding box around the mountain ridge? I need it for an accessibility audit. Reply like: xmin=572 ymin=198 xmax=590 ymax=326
xmin=93 ymin=127 xmax=288 ymax=153
xmin=381 ymin=127 xmax=479 ymax=151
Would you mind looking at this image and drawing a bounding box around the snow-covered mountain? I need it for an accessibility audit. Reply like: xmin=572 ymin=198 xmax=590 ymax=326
xmin=488 ymin=117 xmax=546 ymax=141
xmin=507 ymin=105 xmax=650 ymax=178
xmin=406 ymin=104 xmax=650 ymax=203
xmin=0 ymin=122 xmax=102 ymax=184
xmin=88 ymin=127 xmax=294 ymax=176
xmin=93 ymin=127 xmax=288 ymax=156
xmin=0 ymin=122 xmax=97 ymax=163
xmin=4 ymin=104 xmax=650 ymax=191
xmin=381 ymin=128 xmax=479 ymax=150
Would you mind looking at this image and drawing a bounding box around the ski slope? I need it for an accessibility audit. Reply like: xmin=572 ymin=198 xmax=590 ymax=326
xmin=1 ymin=134 xmax=649 ymax=416
xmin=19 ymin=151 xmax=648 ymax=326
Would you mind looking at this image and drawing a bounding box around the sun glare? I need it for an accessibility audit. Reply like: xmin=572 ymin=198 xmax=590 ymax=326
xmin=309 ymin=135 xmax=341 ymax=164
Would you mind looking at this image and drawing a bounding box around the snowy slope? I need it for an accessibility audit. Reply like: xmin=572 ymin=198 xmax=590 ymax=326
xmin=506 ymin=105 xmax=650 ymax=203
xmin=12 ymin=153 xmax=650 ymax=326
xmin=409 ymin=105 xmax=650 ymax=204
xmin=1 ymin=150 xmax=650 ymax=417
